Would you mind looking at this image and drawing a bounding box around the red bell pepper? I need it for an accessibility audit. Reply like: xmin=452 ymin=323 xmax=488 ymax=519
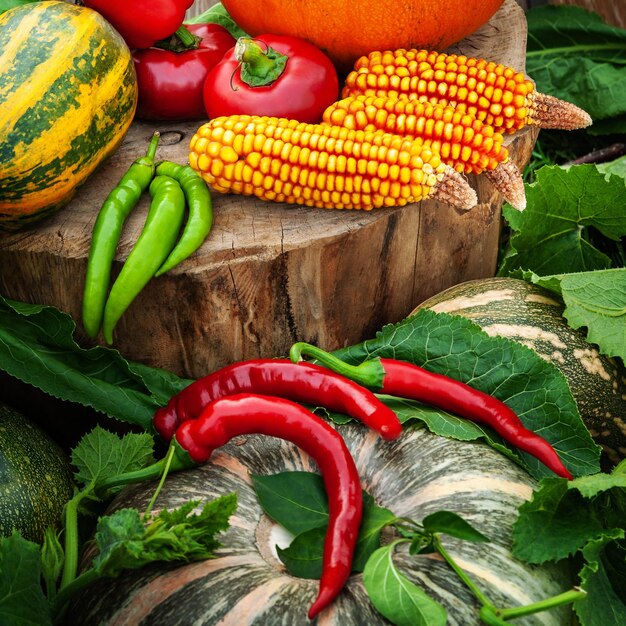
xmin=83 ymin=0 xmax=194 ymax=50
xmin=133 ymin=23 xmax=236 ymax=120
xmin=203 ymin=34 xmax=340 ymax=123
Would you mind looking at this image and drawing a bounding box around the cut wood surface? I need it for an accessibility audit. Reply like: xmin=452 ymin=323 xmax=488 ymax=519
xmin=0 ymin=0 xmax=537 ymax=379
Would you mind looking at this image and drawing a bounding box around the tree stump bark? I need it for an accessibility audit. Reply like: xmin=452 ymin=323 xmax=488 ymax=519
xmin=0 ymin=0 xmax=537 ymax=379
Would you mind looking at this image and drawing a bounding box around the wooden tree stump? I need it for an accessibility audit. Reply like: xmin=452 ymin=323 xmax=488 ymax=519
xmin=0 ymin=0 xmax=537 ymax=379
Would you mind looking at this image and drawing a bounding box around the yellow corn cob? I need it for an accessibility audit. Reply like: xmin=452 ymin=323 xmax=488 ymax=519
xmin=189 ymin=115 xmax=478 ymax=211
xmin=323 ymin=95 xmax=526 ymax=210
xmin=342 ymin=49 xmax=592 ymax=135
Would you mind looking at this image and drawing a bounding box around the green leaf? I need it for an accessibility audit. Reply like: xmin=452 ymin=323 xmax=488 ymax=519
xmin=522 ymin=268 xmax=626 ymax=362
xmin=513 ymin=463 xmax=626 ymax=564
xmin=0 ymin=0 xmax=39 ymax=16
xmin=92 ymin=493 xmax=237 ymax=577
xmin=0 ymin=295 xmax=191 ymax=429
xmin=332 ymin=308 xmax=600 ymax=479
xmin=384 ymin=396 xmax=524 ymax=467
xmin=363 ymin=542 xmax=447 ymax=626
xmin=0 ymin=531 xmax=52 ymax=626
xmin=526 ymin=5 xmax=626 ymax=134
xmin=185 ymin=1 xmax=249 ymax=38
xmin=276 ymin=526 xmax=325 ymax=579
xmin=422 ymin=511 xmax=490 ymax=543
xmin=598 ymin=155 xmax=626 ymax=179
xmin=275 ymin=490 xmax=397 ymax=578
xmin=575 ymin=536 xmax=626 ymax=626
xmin=251 ymin=471 xmax=329 ymax=535
xmin=71 ymin=426 xmax=155 ymax=490
xmin=499 ymin=165 xmax=626 ymax=276
xmin=512 ymin=477 xmax=609 ymax=563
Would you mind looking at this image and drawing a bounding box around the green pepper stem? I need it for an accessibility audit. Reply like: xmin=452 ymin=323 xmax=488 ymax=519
xmin=234 ymin=37 xmax=288 ymax=87
xmin=174 ymin=25 xmax=197 ymax=48
xmin=289 ymin=342 xmax=386 ymax=389
xmin=145 ymin=131 xmax=160 ymax=161
xmin=498 ymin=588 xmax=587 ymax=620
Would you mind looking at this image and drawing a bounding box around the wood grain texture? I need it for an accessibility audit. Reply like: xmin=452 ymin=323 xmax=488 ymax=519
xmin=0 ymin=0 xmax=536 ymax=379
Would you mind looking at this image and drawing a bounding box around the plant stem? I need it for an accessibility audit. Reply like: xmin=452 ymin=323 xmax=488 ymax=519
xmin=143 ymin=442 xmax=176 ymax=518
xmin=52 ymin=568 xmax=100 ymax=623
xmin=499 ymin=588 xmax=587 ymax=620
xmin=59 ymin=489 xmax=92 ymax=589
xmin=433 ymin=535 xmax=494 ymax=609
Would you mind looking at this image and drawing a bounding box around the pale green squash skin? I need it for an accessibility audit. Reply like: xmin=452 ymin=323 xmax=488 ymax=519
xmin=0 ymin=402 xmax=75 ymax=542
xmin=67 ymin=424 xmax=573 ymax=625
xmin=417 ymin=277 xmax=626 ymax=465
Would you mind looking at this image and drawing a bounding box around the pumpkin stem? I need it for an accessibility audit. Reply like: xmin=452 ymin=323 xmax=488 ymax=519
xmin=235 ymin=37 xmax=288 ymax=87
xmin=289 ymin=341 xmax=386 ymax=389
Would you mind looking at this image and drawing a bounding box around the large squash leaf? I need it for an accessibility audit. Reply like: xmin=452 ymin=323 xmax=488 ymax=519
xmin=526 ymin=5 xmax=626 ymax=135
xmin=498 ymin=165 xmax=626 ymax=276
xmin=521 ymin=268 xmax=626 ymax=362
xmin=0 ymin=294 xmax=191 ymax=429
xmin=332 ymin=308 xmax=601 ymax=479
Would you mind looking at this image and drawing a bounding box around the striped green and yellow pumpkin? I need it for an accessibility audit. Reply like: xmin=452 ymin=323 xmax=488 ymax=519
xmin=0 ymin=401 xmax=75 ymax=542
xmin=416 ymin=277 xmax=626 ymax=466
xmin=66 ymin=424 xmax=572 ymax=625
xmin=0 ymin=1 xmax=138 ymax=231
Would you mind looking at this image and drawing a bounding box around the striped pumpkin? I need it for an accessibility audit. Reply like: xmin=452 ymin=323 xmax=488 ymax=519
xmin=0 ymin=1 xmax=137 ymax=231
xmin=416 ymin=277 xmax=626 ymax=466
xmin=66 ymin=424 xmax=572 ymax=625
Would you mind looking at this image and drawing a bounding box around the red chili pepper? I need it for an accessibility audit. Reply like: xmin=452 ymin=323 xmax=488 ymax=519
xmin=174 ymin=393 xmax=363 ymax=619
xmin=289 ymin=343 xmax=573 ymax=480
xmin=153 ymin=358 xmax=402 ymax=442
xmin=133 ymin=23 xmax=236 ymax=120
xmin=203 ymin=34 xmax=340 ymax=123
xmin=83 ymin=0 xmax=194 ymax=50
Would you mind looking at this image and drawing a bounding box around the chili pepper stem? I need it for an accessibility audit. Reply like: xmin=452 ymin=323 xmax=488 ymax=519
xmin=145 ymin=131 xmax=161 ymax=161
xmin=289 ymin=342 xmax=385 ymax=389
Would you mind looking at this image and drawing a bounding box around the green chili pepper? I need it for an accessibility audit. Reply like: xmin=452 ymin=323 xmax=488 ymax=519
xmin=82 ymin=132 xmax=160 ymax=339
xmin=101 ymin=175 xmax=186 ymax=344
xmin=153 ymin=160 xmax=213 ymax=276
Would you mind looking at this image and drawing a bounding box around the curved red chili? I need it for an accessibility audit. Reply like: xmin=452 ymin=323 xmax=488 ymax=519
xmin=376 ymin=358 xmax=573 ymax=479
xmin=174 ymin=393 xmax=363 ymax=619
xmin=153 ymin=358 xmax=402 ymax=442
xmin=289 ymin=343 xmax=573 ymax=480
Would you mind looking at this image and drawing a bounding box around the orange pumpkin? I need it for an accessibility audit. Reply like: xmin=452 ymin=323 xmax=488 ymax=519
xmin=221 ymin=0 xmax=504 ymax=72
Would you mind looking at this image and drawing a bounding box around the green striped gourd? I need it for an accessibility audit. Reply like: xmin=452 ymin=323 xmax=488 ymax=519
xmin=416 ymin=277 xmax=626 ymax=466
xmin=0 ymin=1 xmax=137 ymax=231
xmin=66 ymin=424 xmax=572 ymax=625
xmin=0 ymin=402 xmax=75 ymax=542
